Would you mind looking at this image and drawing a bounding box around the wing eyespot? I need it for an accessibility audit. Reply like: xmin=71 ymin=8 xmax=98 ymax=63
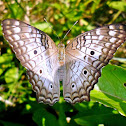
xmin=34 ymin=50 xmax=37 ymax=54
xmin=72 ymin=84 xmax=74 ymax=88
xmin=90 ymin=51 xmax=95 ymax=55
xmin=50 ymin=85 xmax=53 ymax=88
xmin=71 ymin=82 xmax=76 ymax=88
xmin=40 ymin=69 xmax=42 ymax=73
xmin=50 ymin=83 xmax=53 ymax=89
xmin=84 ymin=70 xmax=87 ymax=75
xmin=105 ymin=37 xmax=109 ymax=41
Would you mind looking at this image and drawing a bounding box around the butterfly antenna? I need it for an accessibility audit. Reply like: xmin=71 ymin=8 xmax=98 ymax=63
xmin=63 ymin=20 xmax=78 ymax=41
xmin=44 ymin=18 xmax=61 ymax=41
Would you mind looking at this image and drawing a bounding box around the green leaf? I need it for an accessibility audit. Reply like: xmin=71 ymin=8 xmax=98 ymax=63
xmin=91 ymin=0 xmax=101 ymax=13
xmin=0 ymin=53 xmax=13 ymax=64
xmin=91 ymin=64 xmax=126 ymax=116
xmin=33 ymin=108 xmax=59 ymax=126
xmin=107 ymin=1 xmax=126 ymax=12
xmin=75 ymin=111 xmax=126 ymax=126
xmin=5 ymin=67 xmax=19 ymax=83
xmin=74 ymin=102 xmax=126 ymax=126
xmin=0 ymin=68 xmax=3 ymax=76
xmin=54 ymin=103 xmax=68 ymax=126
xmin=51 ymin=3 xmax=62 ymax=10
xmin=33 ymin=22 xmax=53 ymax=34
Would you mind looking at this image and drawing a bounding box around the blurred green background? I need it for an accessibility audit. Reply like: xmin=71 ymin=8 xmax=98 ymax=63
xmin=0 ymin=0 xmax=126 ymax=126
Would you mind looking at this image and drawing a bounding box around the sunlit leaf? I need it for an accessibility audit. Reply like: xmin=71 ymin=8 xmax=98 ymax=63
xmin=33 ymin=22 xmax=53 ymax=34
xmin=91 ymin=64 xmax=126 ymax=116
xmin=107 ymin=1 xmax=126 ymax=12
xmin=0 ymin=54 xmax=13 ymax=64
xmin=5 ymin=67 xmax=19 ymax=83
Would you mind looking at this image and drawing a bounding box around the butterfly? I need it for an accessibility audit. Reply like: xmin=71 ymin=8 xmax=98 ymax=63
xmin=2 ymin=19 xmax=126 ymax=105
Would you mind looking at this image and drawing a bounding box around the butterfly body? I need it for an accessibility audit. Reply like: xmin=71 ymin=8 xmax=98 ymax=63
xmin=2 ymin=19 xmax=126 ymax=105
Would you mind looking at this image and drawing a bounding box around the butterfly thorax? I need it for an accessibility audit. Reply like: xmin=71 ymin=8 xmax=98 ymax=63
xmin=57 ymin=43 xmax=65 ymax=81
xmin=58 ymin=43 xmax=65 ymax=66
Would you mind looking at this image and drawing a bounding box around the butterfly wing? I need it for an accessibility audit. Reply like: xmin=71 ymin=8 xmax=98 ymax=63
xmin=64 ymin=24 xmax=126 ymax=104
xmin=2 ymin=19 xmax=60 ymax=105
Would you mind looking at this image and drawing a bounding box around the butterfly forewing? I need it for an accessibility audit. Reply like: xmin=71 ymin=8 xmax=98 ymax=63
xmin=2 ymin=19 xmax=60 ymax=105
xmin=64 ymin=24 xmax=126 ymax=104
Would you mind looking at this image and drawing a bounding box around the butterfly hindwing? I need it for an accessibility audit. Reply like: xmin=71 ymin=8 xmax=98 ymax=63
xmin=64 ymin=24 xmax=126 ymax=104
xmin=2 ymin=19 xmax=60 ymax=105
